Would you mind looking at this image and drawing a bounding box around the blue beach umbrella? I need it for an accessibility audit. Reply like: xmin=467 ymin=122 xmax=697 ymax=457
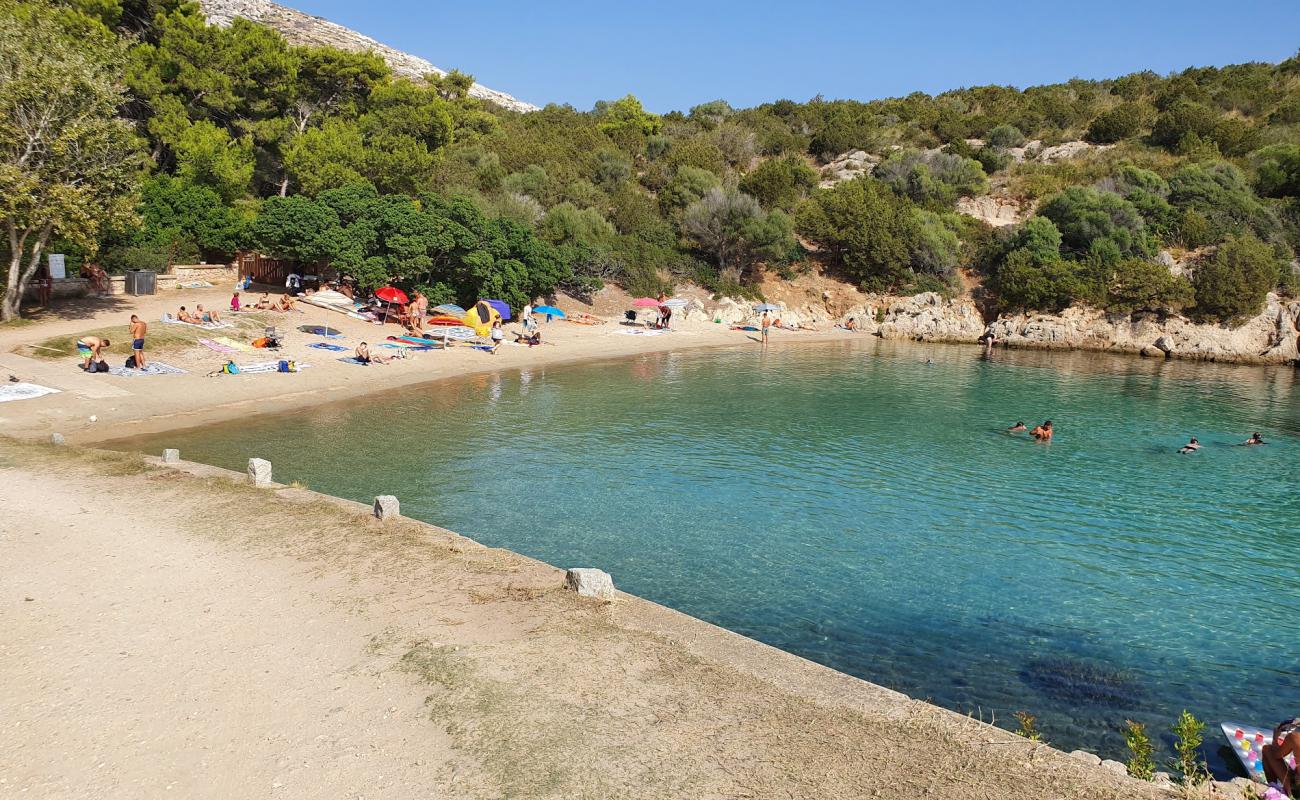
xmin=754 ymin=303 xmax=780 ymax=312
xmin=434 ymin=303 xmax=465 ymax=315
xmin=533 ymin=305 xmax=565 ymax=318
xmin=662 ymin=298 xmax=689 ymax=309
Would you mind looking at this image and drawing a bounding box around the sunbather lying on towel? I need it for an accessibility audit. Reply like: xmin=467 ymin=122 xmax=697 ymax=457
xmin=514 ymin=330 xmax=542 ymax=347
xmin=196 ymin=304 xmax=221 ymax=324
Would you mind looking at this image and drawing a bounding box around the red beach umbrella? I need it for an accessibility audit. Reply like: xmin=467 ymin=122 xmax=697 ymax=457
xmin=375 ymin=286 xmax=409 ymax=305
xmin=631 ymin=297 xmax=661 ymax=308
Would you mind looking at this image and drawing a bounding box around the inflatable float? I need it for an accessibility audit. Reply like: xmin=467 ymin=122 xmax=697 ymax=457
xmin=1222 ymin=722 xmax=1296 ymax=782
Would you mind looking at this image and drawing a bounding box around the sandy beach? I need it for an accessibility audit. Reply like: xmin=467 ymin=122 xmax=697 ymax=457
xmin=0 ymin=439 xmax=1167 ymax=799
xmin=0 ymin=286 xmax=852 ymax=444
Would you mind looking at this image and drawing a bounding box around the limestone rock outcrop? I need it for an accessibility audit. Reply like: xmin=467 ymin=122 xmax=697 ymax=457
xmin=200 ymin=0 xmax=539 ymax=112
xmin=987 ymin=293 xmax=1300 ymax=364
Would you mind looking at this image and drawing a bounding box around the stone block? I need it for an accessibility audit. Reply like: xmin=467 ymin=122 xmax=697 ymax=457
xmin=50 ymin=433 xmax=65 ymax=445
xmin=1099 ymin=759 xmax=1127 ymax=776
xmin=565 ymin=568 xmax=615 ymax=601
xmin=1069 ymin=750 xmax=1102 ymax=766
xmin=373 ymin=495 xmax=400 ymax=520
xmin=247 ymin=457 xmax=272 ymax=487
xmin=162 ymin=448 xmax=180 ymax=463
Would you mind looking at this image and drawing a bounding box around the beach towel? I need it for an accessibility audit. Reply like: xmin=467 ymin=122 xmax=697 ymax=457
xmin=0 ymin=382 xmax=60 ymax=404
xmin=199 ymin=338 xmax=237 ymax=354
xmin=176 ymin=280 xmax=213 ymax=289
xmin=108 ymin=362 xmax=186 ymax=377
xmin=229 ymin=360 xmax=311 ymax=374
xmin=337 ymin=357 xmax=370 ymax=365
xmin=379 ymin=343 xmax=432 ymax=350
xmin=470 ymin=344 xmax=495 ymax=352
xmin=160 ymin=313 xmax=232 ymax=330
xmin=614 ymin=328 xmax=667 ymax=337
xmin=214 ymin=336 xmax=254 ymax=352
xmin=307 ymin=342 xmax=348 ymax=352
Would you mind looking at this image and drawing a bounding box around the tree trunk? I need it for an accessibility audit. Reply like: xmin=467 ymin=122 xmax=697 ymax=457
xmin=1 ymin=222 xmax=51 ymax=322
xmin=279 ymin=175 xmax=290 ymax=197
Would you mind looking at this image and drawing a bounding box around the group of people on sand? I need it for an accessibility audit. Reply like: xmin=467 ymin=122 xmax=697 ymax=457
xmin=229 ymin=291 xmax=295 ymax=313
xmin=1178 ymin=432 xmax=1267 ymax=453
xmin=1007 ymin=420 xmax=1053 ymax=442
xmin=75 ymin=314 xmax=150 ymax=372
xmin=175 ymin=304 xmax=221 ymax=324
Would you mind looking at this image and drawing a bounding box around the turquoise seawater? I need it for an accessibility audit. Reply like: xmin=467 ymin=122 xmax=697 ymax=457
xmin=111 ymin=339 xmax=1300 ymax=774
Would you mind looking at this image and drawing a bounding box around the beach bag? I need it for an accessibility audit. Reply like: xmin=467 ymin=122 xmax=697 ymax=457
xmin=89 ymin=359 xmax=108 ymax=374
xmin=252 ymin=337 xmax=279 ymax=349
xmin=124 ymin=355 xmax=137 ymax=369
xmin=277 ymin=360 xmax=296 ymax=373
xmin=222 ymin=361 xmax=240 ymax=374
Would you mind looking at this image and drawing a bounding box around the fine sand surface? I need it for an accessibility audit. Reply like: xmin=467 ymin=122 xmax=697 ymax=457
xmin=0 ymin=286 xmax=848 ymax=444
xmin=0 ymin=441 xmax=1165 ymax=800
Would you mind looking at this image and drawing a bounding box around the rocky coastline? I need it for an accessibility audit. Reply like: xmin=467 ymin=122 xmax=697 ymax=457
xmin=699 ymin=292 xmax=1300 ymax=366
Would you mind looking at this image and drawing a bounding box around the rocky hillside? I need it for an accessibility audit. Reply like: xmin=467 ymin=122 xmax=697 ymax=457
xmin=199 ymin=0 xmax=539 ymax=113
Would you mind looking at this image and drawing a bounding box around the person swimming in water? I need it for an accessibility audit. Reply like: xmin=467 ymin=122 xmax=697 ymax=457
xmin=1007 ymin=421 xmax=1026 ymax=432
xmin=1178 ymin=437 xmax=1201 ymax=454
xmin=1242 ymin=431 xmax=1267 ymax=445
xmin=1030 ymin=420 xmax=1053 ymax=442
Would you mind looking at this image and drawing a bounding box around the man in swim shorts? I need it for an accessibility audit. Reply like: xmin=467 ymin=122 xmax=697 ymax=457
xmin=760 ymin=311 xmax=770 ymax=346
xmin=129 ymin=315 xmax=147 ymax=370
xmin=1264 ymin=717 xmax=1299 ymax=796
xmin=76 ymin=336 xmax=109 ymax=370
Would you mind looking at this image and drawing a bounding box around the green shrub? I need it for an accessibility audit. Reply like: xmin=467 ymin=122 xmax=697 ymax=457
xmin=1106 ymin=258 xmax=1194 ymax=313
xmin=1038 ymin=186 xmax=1153 ymax=258
xmin=986 ymin=124 xmax=1026 ymax=149
xmin=796 ymin=177 xmax=921 ymax=291
xmin=994 ymin=248 xmax=1081 ymax=312
xmin=1192 ymin=233 xmax=1280 ymax=322
xmin=739 ymin=155 xmax=819 ymax=211
xmin=1170 ymin=710 xmax=1208 ymax=787
xmin=1254 ymin=144 xmax=1300 ymax=198
xmin=976 ymin=147 xmax=1012 ymax=174
xmin=99 ymin=245 xmax=172 ymax=275
xmin=874 ymin=148 xmax=988 ymax=206
xmin=1085 ymin=103 xmax=1151 ymax=143
xmin=1123 ymin=720 xmax=1156 ymax=780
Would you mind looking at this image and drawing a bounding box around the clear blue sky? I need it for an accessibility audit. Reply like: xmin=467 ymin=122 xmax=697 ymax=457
xmin=286 ymin=0 xmax=1299 ymax=112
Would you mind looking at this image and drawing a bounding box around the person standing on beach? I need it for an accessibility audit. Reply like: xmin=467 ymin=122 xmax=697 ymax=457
xmin=522 ymin=302 xmax=535 ymax=332
xmin=760 ymin=311 xmax=770 ymax=346
xmin=128 ymin=315 xmax=147 ymax=370
xmin=489 ymin=320 xmax=505 ymax=354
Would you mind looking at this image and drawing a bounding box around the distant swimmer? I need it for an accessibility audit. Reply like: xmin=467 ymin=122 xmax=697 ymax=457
xmin=1242 ymin=432 xmax=1267 ymax=446
xmin=1178 ymin=437 xmax=1201 ymax=454
xmin=1030 ymin=420 xmax=1053 ymax=442
xmin=1007 ymin=421 xmax=1026 ymax=432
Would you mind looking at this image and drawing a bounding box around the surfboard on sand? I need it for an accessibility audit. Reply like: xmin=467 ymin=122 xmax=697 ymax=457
xmin=1222 ymin=722 xmax=1295 ymax=782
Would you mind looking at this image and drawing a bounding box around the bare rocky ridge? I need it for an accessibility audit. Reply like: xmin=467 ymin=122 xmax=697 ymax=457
xmin=199 ymin=0 xmax=539 ymax=113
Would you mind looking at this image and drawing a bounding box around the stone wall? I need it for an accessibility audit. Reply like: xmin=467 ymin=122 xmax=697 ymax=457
xmin=173 ymin=263 xmax=238 ymax=284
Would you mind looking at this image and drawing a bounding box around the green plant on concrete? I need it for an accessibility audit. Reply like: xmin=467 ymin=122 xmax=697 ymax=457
xmin=1124 ymin=719 xmax=1156 ymax=780
xmin=1171 ymin=710 xmax=1208 ymax=787
xmin=1013 ymin=710 xmax=1043 ymax=742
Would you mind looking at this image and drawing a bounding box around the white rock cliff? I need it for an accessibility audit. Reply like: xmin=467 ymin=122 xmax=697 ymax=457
xmin=199 ymin=0 xmax=539 ymax=113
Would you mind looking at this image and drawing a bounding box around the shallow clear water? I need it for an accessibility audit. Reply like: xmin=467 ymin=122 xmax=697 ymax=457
xmin=111 ymin=339 xmax=1300 ymax=774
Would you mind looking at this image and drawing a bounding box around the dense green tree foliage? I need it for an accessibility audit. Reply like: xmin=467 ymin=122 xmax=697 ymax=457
xmin=5 ymin=1 xmax=1297 ymax=324
xmin=0 ymin=1 xmax=145 ymax=320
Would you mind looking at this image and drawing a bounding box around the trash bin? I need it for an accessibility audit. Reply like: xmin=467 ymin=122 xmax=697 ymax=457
xmin=125 ymin=270 xmax=156 ymax=296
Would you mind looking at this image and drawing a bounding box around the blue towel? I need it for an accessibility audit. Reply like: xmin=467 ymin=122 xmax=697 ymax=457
xmin=337 ymin=357 xmax=369 ymax=365
xmin=308 ymin=342 xmax=348 ymax=351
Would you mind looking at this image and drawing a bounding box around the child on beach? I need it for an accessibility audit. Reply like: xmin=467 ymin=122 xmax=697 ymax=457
xmin=230 ymin=291 xmax=241 ymax=311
